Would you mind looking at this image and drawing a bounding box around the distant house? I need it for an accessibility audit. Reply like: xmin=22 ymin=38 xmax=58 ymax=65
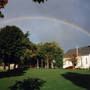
xmin=63 ymin=46 xmax=90 ymax=69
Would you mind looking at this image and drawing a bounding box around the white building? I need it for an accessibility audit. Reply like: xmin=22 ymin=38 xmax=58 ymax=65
xmin=63 ymin=46 xmax=90 ymax=69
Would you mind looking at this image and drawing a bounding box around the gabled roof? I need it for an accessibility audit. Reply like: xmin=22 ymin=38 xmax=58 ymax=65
xmin=64 ymin=46 xmax=90 ymax=58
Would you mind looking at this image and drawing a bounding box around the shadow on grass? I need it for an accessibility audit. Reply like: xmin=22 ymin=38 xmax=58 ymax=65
xmin=9 ymin=78 xmax=46 ymax=90
xmin=62 ymin=72 xmax=90 ymax=90
xmin=0 ymin=67 xmax=28 ymax=78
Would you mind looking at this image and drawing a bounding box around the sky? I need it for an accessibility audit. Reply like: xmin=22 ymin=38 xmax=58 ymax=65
xmin=0 ymin=0 xmax=90 ymax=52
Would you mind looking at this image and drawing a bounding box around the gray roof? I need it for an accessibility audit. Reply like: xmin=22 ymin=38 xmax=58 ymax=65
xmin=64 ymin=46 xmax=90 ymax=58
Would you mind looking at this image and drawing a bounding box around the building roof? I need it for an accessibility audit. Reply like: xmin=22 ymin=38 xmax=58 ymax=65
xmin=64 ymin=46 xmax=90 ymax=58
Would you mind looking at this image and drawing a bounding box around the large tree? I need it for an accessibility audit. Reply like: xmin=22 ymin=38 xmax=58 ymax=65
xmin=0 ymin=25 xmax=31 ymax=70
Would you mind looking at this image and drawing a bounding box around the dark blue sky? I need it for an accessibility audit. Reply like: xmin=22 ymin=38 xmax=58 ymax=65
xmin=0 ymin=0 xmax=90 ymax=51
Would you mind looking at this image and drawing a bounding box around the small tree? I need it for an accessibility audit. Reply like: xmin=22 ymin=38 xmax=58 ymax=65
xmin=70 ymin=54 xmax=77 ymax=68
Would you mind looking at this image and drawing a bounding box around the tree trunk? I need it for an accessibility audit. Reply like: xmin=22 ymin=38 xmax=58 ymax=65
xmin=51 ymin=61 xmax=54 ymax=69
xmin=37 ymin=59 xmax=39 ymax=69
xmin=46 ymin=59 xmax=49 ymax=69
xmin=41 ymin=59 xmax=43 ymax=68
xmin=3 ymin=63 xmax=6 ymax=70
xmin=13 ymin=64 xmax=17 ymax=69
xmin=8 ymin=63 xmax=10 ymax=70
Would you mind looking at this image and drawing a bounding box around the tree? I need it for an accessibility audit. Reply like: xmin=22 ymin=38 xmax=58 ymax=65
xmin=23 ymin=43 xmax=38 ymax=67
xmin=0 ymin=25 xmax=31 ymax=70
xmin=43 ymin=42 xmax=63 ymax=68
xmin=35 ymin=43 xmax=46 ymax=68
xmin=52 ymin=45 xmax=63 ymax=68
xmin=37 ymin=42 xmax=63 ymax=68
xmin=70 ymin=54 xmax=77 ymax=68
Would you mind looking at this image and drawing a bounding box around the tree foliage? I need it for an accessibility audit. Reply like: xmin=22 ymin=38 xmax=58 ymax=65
xmin=0 ymin=25 xmax=64 ymax=69
xmin=33 ymin=0 xmax=47 ymax=4
xmin=0 ymin=26 xmax=32 ymax=69
xmin=36 ymin=42 xmax=63 ymax=68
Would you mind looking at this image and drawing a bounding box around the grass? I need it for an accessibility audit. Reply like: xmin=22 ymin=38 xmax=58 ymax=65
xmin=0 ymin=68 xmax=90 ymax=90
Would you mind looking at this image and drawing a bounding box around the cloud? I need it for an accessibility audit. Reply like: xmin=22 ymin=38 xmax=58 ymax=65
xmin=0 ymin=0 xmax=90 ymax=51
xmin=1 ymin=0 xmax=90 ymax=32
xmin=0 ymin=17 xmax=90 ymax=51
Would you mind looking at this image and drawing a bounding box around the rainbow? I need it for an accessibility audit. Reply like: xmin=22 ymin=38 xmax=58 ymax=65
xmin=0 ymin=16 xmax=90 ymax=36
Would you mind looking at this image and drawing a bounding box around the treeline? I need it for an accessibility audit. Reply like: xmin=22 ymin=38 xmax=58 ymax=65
xmin=0 ymin=25 xmax=63 ymax=70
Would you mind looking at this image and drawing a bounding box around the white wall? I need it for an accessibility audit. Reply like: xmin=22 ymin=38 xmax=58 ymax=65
xmin=63 ymin=55 xmax=90 ymax=69
xmin=63 ymin=58 xmax=73 ymax=68
xmin=76 ymin=55 xmax=90 ymax=69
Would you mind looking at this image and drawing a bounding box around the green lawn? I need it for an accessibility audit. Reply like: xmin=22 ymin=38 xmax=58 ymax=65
xmin=0 ymin=69 xmax=90 ymax=90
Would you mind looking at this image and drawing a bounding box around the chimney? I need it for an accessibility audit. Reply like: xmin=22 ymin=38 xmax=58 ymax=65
xmin=76 ymin=46 xmax=79 ymax=57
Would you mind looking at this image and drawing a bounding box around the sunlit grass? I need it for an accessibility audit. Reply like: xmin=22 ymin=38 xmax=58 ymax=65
xmin=0 ymin=69 xmax=90 ymax=90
